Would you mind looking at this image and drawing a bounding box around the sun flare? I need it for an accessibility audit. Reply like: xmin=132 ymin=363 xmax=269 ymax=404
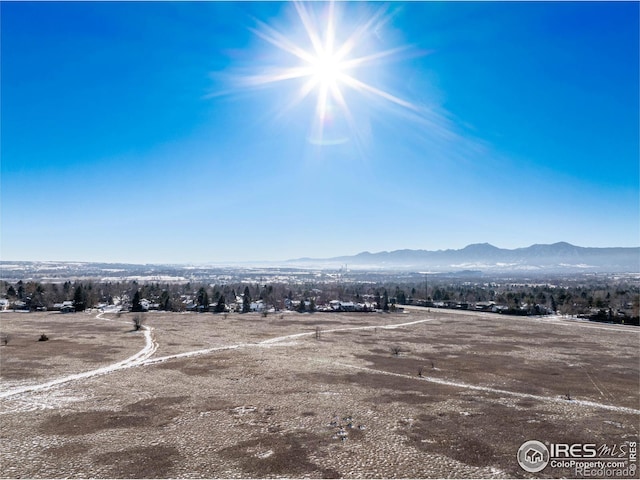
xmin=236 ymin=1 xmax=419 ymax=147
xmin=310 ymin=52 xmax=343 ymax=87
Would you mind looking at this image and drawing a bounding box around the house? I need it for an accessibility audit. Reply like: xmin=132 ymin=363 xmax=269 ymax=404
xmin=250 ymin=300 xmax=265 ymax=312
xmin=60 ymin=306 xmax=75 ymax=313
xmin=355 ymin=302 xmax=375 ymax=312
xmin=60 ymin=301 xmax=75 ymax=313
xmin=340 ymin=302 xmax=356 ymax=312
xmin=475 ymin=302 xmax=495 ymax=311
xmin=525 ymin=448 xmax=543 ymax=464
xmin=100 ymin=304 xmax=122 ymax=313
xmin=329 ymin=300 xmax=356 ymax=312
xmin=13 ymin=301 xmax=28 ymax=311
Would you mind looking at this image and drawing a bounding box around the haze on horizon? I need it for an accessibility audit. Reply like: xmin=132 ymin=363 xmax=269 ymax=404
xmin=1 ymin=2 xmax=638 ymax=265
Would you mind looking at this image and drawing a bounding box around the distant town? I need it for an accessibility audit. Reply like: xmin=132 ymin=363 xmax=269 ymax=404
xmin=1 ymin=261 xmax=638 ymax=325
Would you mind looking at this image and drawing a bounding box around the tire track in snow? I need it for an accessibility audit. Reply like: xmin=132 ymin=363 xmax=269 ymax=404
xmin=0 ymin=313 xmax=157 ymax=400
xmin=2 ymin=315 xmax=636 ymax=417
xmin=138 ymin=318 xmax=434 ymax=366
xmin=0 ymin=317 xmax=430 ymax=401
xmin=330 ymin=362 xmax=640 ymax=416
xmin=403 ymin=306 xmax=638 ymax=333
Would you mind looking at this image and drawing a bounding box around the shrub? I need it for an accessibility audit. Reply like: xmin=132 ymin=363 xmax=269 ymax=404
xmin=38 ymin=334 xmax=49 ymax=342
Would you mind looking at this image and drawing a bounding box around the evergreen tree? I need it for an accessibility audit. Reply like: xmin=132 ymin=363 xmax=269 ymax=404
xmin=383 ymin=290 xmax=389 ymax=311
xmin=242 ymin=286 xmax=251 ymax=313
xmin=131 ymin=290 xmax=143 ymax=312
xmin=395 ymin=287 xmax=407 ymax=305
xmin=215 ymin=295 xmax=226 ymax=313
xmin=309 ymin=298 xmax=316 ymax=312
xmin=73 ymin=285 xmax=86 ymax=312
xmin=196 ymin=287 xmax=209 ymax=312
xmin=159 ymin=290 xmax=172 ymax=311
xmin=297 ymin=299 xmax=306 ymax=313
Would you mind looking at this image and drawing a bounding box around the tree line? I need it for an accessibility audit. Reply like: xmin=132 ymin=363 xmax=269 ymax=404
xmin=2 ymin=277 xmax=638 ymax=324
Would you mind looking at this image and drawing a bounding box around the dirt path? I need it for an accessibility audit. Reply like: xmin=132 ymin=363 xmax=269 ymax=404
xmin=0 ymin=315 xmax=432 ymax=401
xmin=330 ymin=361 xmax=640 ymax=416
xmin=0 ymin=312 xmax=157 ymax=400
xmin=2 ymin=312 xmax=637 ymax=420
xmin=404 ymin=305 xmax=638 ymax=333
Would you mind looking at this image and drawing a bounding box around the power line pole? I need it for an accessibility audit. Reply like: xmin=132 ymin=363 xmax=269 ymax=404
xmin=425 ymin=273 xmax=428 ymax=306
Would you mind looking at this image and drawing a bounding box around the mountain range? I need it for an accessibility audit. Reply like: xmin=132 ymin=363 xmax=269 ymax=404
xmin=288 ymin=242 xmax=640 ymax=273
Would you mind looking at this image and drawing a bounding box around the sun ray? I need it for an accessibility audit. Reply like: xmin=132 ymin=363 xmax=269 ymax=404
xmin=340 ymin=74 xmax=419 ymax=111
xmin=240 ymin=66 xmax=315 ymax=88
xmin=227 ymin=1 xmax=424 ymax=148
xmin=295 ymin=2 xmax=325 ymax=57
xmin=332 ymin=3 xmax=389 ymax=61
xmin=250 ymin=21 xmax=317 ymax=65
xmin=339 ymin=45 xmax=413 ymax=70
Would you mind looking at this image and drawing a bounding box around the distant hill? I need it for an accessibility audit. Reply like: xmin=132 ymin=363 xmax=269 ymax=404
xmin=287 ymin=242 xmax=640 ymax=273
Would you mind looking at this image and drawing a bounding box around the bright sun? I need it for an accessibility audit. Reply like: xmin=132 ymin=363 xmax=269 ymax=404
xmin=240 ymin=1 xmax=417 ymax=146
xmin=311 ymin=53 xmax=342 ymax=87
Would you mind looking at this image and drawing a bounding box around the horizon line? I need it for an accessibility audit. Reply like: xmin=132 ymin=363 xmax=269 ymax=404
xmin=2 ymin=241 xmax=639 ymax=267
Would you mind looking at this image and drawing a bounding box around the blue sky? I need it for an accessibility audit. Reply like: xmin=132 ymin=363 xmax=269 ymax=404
xmin=2 ymin=1 xmax=638 ymax=264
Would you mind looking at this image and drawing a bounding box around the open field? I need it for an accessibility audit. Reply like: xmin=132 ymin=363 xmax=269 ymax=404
xmin=1 ymin=309 xmax=638 ymax=478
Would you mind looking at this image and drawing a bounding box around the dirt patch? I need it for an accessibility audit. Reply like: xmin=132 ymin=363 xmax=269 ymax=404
xmin=405 ymin=400 xmax=636 ymax=478
xmin=43 ymin=441 xmax=91 ymax=458
xmin=40 ymin=411 xmax=150 ymax=435
xmin=194 ymin=395 xmax=236 ymax=412
xmin=0 ymin=360 xmax=54 ymax=380
xmin=94 ymin=445 xmax=180 ymax=478
xmin=0 ymin=314 xmax=142 ymax=383
xmin=124 ymin=395 xmax=188 ymax=413
xmin=155 ymin=357 xmax=232 ymax=376
xmin=218 ymin=432 xmax=340 ymax=478
xmin=270 ymin=319 xmax=345 ymax=327
xmin=39 ymin=396 xmax=187 ymax=435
